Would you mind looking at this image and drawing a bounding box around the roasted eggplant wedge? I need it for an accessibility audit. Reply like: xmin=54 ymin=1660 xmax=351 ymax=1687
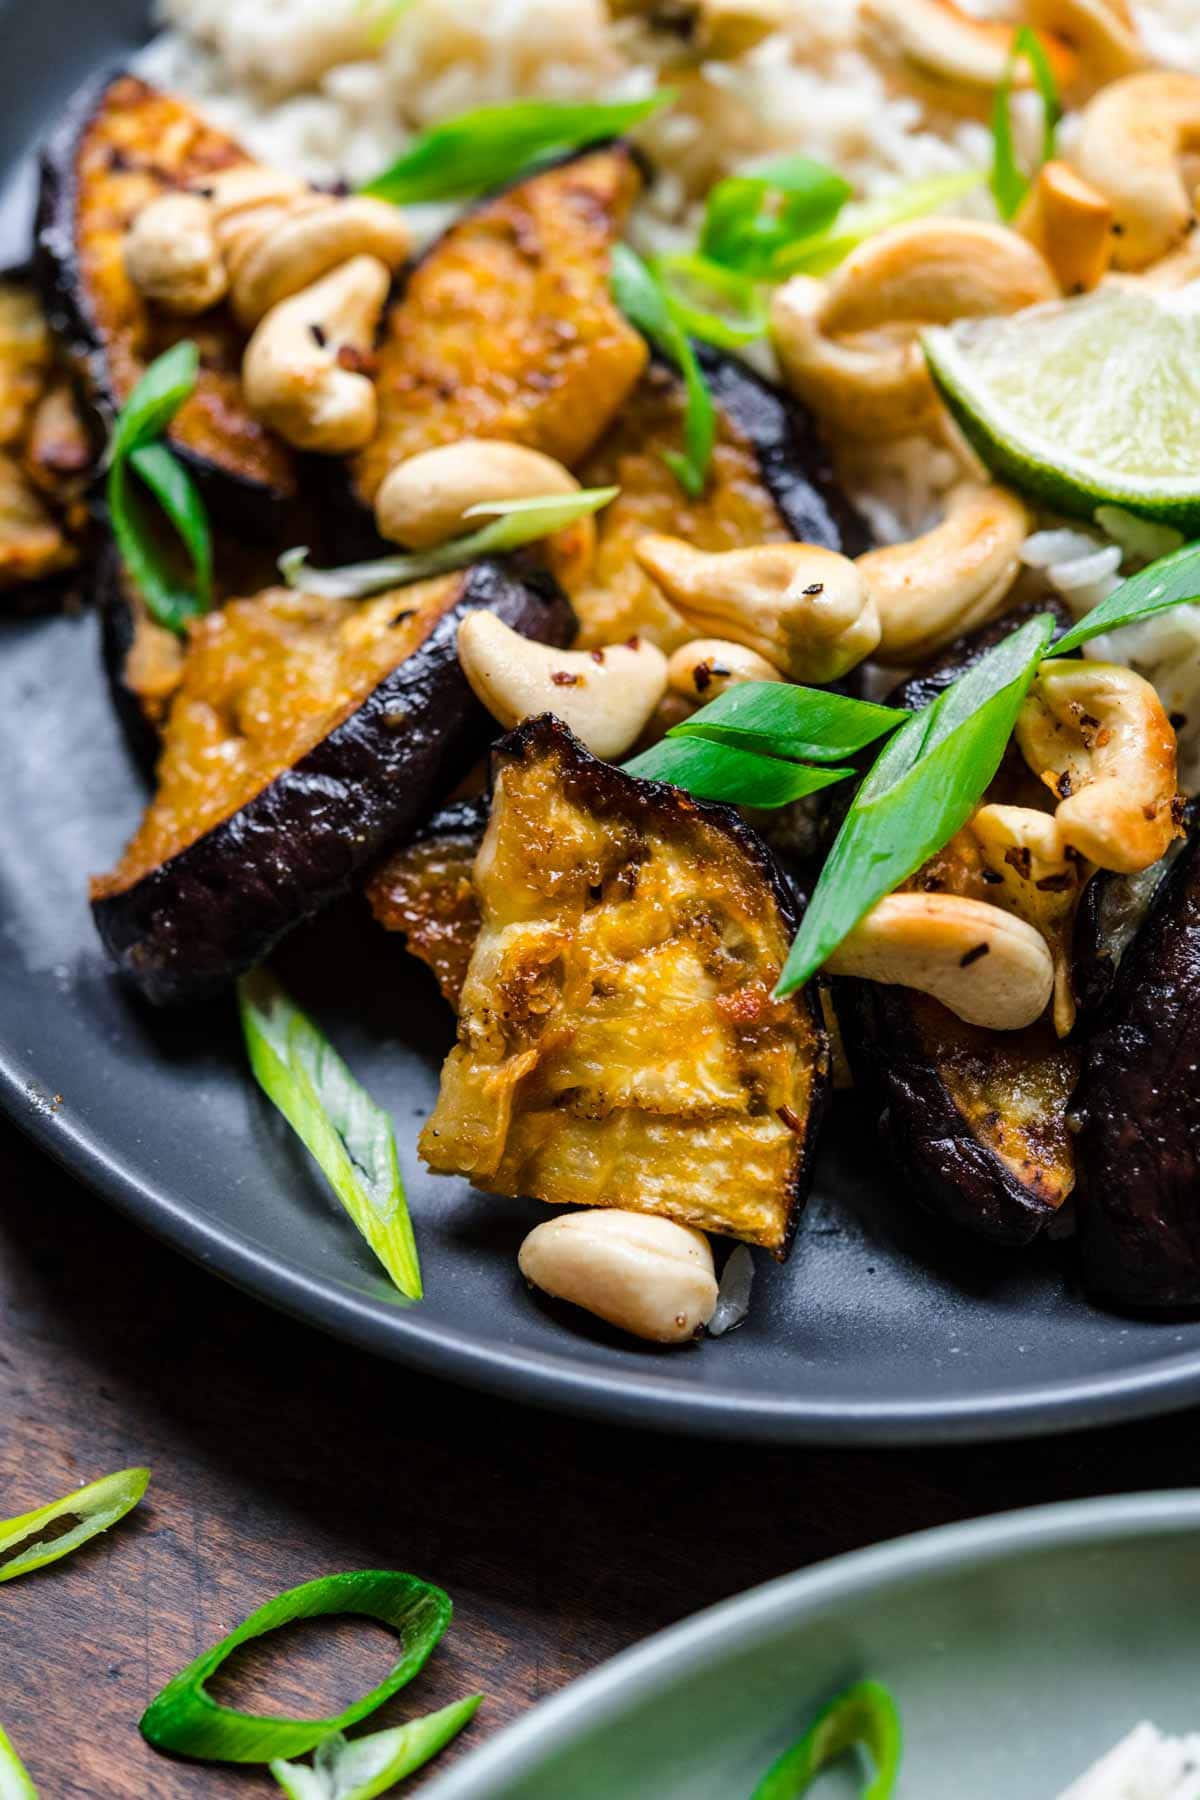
xmin=418 ymin=715 xmax=829 ymax=1252
xmin=36 ymin=73 xmax=298 ymax=515
xmin=1073 ymin=818 xmax=1200 ymax=1309
xmin=351 ymin=145 xmax=648 ymax=510
xmin=91 ymin=562 xmax=572 ymax=1004
xmin=0 ymin=273 xmax=87 ymax=601
xmin=573 ymin=348 xmax=869 ymax=647
xmin=367 ymin=797 xmax=487 ymax=1011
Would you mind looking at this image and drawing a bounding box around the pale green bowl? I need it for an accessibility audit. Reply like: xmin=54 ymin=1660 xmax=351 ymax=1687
xmin=426 ymin=1493 xmax=1200 ymax=1799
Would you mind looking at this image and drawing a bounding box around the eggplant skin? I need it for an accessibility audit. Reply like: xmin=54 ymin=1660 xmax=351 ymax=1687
xmin=419 ymin=715 xmax=829 ymax=1255
xmin=1073 ymin=821 xmax=1200 ymax=1310
xmin=91 ymin=562 xmax=573 ymax=1006
xmin=35 ymin=72 xmax=298 ymax=518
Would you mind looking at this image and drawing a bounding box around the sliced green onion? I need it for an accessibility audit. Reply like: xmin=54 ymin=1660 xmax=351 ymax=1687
xmin=280 ymin=487 xmax=618 ymax=602
xmin=699 ymin=155 xmax=850 ymax=279
xmin=1049 ymin=540 xmax=1200 ymax=657
xmin=670 ymin=682 xmax=908 ymax=765
xmin=773 ymin=170 xmax=987 ymax=277
xmin=106 ymin=342 xmax=212 ymax=635
xmin=239 ymin=970 xmax=421 ymax=1300
xmin=624 ymin=736 xmax=852 ymax=808
xmin=270 ymin=1698 xmax=481 ymax=1799
xmin=356 ymin=0 xmax=417 ymax=52
xmin=611 ymin=244 xmax=714 ymax=497
xmin=0 ymin=1725 xmax=37 ymax=1799
xmin=990 ymin=26 xmax=1061 ymax=220
xmin=140 ymin=1570 xmax=452 ymax=1764
xmin=359 ymin=92 xmax=672 ymax=204
xmin=653 ymin=253 xmax=769 ymax=348
xmin=0 ymin=1467 xmax=149 ymax=1584
xmin=776 ymin=611 xmax=1055 ymax=996
xmin=751 ymin=1680 xmax=902 ymax=1798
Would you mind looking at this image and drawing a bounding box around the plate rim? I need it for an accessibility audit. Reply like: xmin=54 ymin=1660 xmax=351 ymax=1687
xmin=420 ymin=1489 xmax=1200 ymax=1798
xmin=8 ymin=1028 xmax=1200 ymax=1447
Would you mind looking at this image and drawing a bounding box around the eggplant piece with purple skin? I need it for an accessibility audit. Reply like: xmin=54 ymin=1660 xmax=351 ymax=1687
xmin=1072 ymin=815 xmax=1200 ymax=1309
xmin=91 ymin=561 xmax=573 ymax=1005
xmin=418 ymin=715 xmax=830 ymax=1255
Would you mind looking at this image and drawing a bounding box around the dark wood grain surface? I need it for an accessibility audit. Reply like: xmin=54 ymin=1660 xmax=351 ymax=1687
xmin=3 ymin=1115 xmax=1199 ymax=1799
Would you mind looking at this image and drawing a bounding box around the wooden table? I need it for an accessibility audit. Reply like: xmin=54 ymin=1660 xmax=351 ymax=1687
xmin=3 ymin=1116 xmax=1199 ymax=1799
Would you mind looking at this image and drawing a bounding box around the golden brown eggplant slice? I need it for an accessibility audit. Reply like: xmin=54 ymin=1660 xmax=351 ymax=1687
xmin=573 ymin=348 xmax=869 ymax=647
xmin=36 ymin=72 xmax=298 ymax=512
xmin=1073 ymin=817 xmax=1200 ymax=1309
xmin=91 ymin=562 xmax=573 ymax=1004
xmin=419 ymin=715 xmax=829 ymax=1253
xmin=367 ymin=797 xmax=488 ymax=1010
xmin=0 ymin=274 xmax=86 ymax=599
xmin=350 ymin=146 xmax=648 ymax=508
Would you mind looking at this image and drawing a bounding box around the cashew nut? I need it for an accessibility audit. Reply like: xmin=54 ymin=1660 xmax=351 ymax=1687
xmin=969 ymin=803 xmax=1083 ymax=1038
xmin=667 ymin=638 xmax=784 ymax=703
xmin=770 ymin=222 xmax=1058 ymax=439
xmin=856 ymin=483 xmax=1032 ymax=666
xmin=1074 ymin=71 xmax=1200 ymax=269
xmin=123 ymin=193 xmax=228 ymax=315
xmin=518 ymin=1210 xmax=718 ymax=1344
xmin=862 ymin=0 xmax=1076 ymax=108
xmin=375 ymin=440 xmax=579 ymax=548
xmin=457 ymin=610 xmax=668 ymax=761
xmin=824 ymin=892 xmax=1054 ymax=1030
xmin=1015 ymin=661 xmax=1181 ymax=873
xmin=1026 ymin=0 xmax=1145 ymax=91
xmin=632 ymin=535 xmax=880 ymax=684
xmin=1015 ymin=161 xmax=1114 ymax=294
xmin=242 ymin=255 xmax=389 ymax=453
xmin=229 ymin=195 xmax=409 ymax=328
xmin=610 ymin=0 xmax=783 ymax=58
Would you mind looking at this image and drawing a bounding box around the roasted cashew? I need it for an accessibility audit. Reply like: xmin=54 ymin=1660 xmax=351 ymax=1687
xmin=457 ymin=611 xmax=668 ymax=761
xmin=1026 ymin=0 xmax=1145 ymax=91
xmin=376 ymin=440 xmax=579 ymax=547
xmin=242 ymin=255 xmax=389 ymax=453
xmin=770 ymin=222 xmax=1058 ymax=439
xmin=123 ymin=192 xmax=228 ymax=315
xmin=518 ymin=1210 xmax=718 ymax=1344
xmin=229 ymin=195 xmax=409 ymax=328
xmin=862 ymin=0 xmax=1076 ymax=109
xmin=970 ymin=803 xmax=1083 ymax=1038
xmin=857 ymin=483 xmax=1032 ymax=666
xmin=633 ymin=535 xmax=880 ymax=683
xmin=824 ymin=892 xmax=1054 ymax=1030
xmin=1015 ymin=161 xmax=1113 ymax=294
xmin=1074 ymin=71 xmax=1200 ymax=269
xmin=667 ymin=638 xmax=783 ymax=703
xmin=1015 ymin=661 xmax=1181 ymax=873
xmin=610 ymin=0 xmax=783 ymax=58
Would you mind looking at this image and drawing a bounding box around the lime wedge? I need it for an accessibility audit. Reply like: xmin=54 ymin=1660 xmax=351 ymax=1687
xmin=923 ymin=285 xmax=1200 ymax=531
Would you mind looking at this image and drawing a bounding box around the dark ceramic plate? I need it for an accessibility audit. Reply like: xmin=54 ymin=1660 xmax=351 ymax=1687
xmin=5 ymin=0 xmax=1200 ymax=1447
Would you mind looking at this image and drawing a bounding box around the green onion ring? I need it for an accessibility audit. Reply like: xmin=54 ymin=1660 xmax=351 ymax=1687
xmin=139 ymin=1570 xmax=453 ymax=1763
xmin=0 ymin=1467 xmax=149 ymax=1584
xmin=751 ymin=1680 xmax=902 ymax=1798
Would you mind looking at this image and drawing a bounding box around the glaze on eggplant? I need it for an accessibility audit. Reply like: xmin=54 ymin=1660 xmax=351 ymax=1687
xmin=1073 ymin=817 xmax=1200 ymax=1309
xmin=91 ymin=562 xmax=573 ymax=1005
xmin=0 ymin=272 xmax=88 ymax=606
xmin=35 ymin=72 xmax=299 ymax=521
xmin=419 ymin=716 xmax=830 ymax=1254
xmin=367 ymin=796 xmax=488 ymax=1010
xmin=1071 ymin=807 xmax=1195 ymax=1025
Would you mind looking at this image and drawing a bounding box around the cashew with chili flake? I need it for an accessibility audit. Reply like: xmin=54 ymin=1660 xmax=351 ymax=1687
xmin=666 ymin=637 xmax=783 ymax=703
xmin=123 ymin=192 xmax=228 ymax=315
xmin=1015 ymin=661 xmax=1181 ymax=874
xmin=856 ymin=483 xmax=1032 ymax=666
xmin=861 ymin=0 xmax=1076 ymax=109
xmin=518 ymin=1210 xmax=719 ymax=1345
xmin=824 ymin=892 xmax=1054 ymax=1031
xmin=1015 ymin=161 xmax=1113 ymax=294
xmin=456 ymin=610 xmax=668 ymax=761
xmin=1074 ymin=71 xmax=1200 ymax=269
xmin=970 ymin=803 xmax=1083 ymax=1039
xmin=632 ymin=535 xmax=880 ymax=684
xmin=770 ymin=222 xmax=1058 ymax=440
xmin=242 ymin=255 xmax=390 ymax=453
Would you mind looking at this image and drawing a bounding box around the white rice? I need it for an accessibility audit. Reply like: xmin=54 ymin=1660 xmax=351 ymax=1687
xmin=1058 ymin=1722 xmax=1200 ymax=1799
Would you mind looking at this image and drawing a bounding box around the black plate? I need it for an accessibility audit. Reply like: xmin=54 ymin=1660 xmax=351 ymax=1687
xmin=6 ymin=0 xmax=1200 ymax=1446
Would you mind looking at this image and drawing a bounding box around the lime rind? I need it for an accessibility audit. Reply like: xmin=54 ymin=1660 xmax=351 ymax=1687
xmin=922 ymin=288 xmax=1200 ymax=533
